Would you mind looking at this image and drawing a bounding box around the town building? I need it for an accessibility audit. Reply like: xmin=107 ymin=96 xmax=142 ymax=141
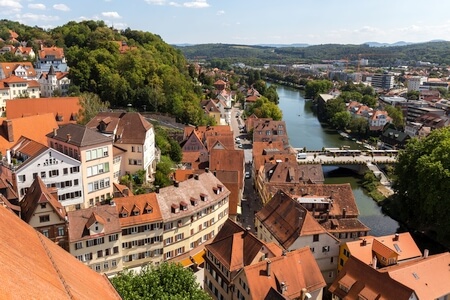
xmin=407 ymin=76 xmax=427 ymax=92
xmin=7 ymin=136 xmax=83 ymax=208
xmin=255 ymin=190 xmax=340 ymax=284
xmin=252 ymin=119 xmax=289 ymax=146
xmin=68 ymin=205 xmax=123 ymax=276
xmin=234 ymin=247 xmax=327 ymax=300
xmin=47 ymin=123 xmax=114 ymax=208
xmin=0 ymin=62 xmax=37 ymax=80
xmin=0 ymin=113 xmax=58 ymax=156
xmin=14 ymin=46 xmax=36 ymax=60
xmin=38 ymin=65 xmax=70 ymax=97
xmin=337 ymin=233 xmax=422 ymax=272
xmin=35 ymin=45 xmax=68 ymax=74
xmin=370 ymin=73 xmax=394 ymax=90
xmin=0 ymin=75 xmax=40 ymax=113
xmin=0 ymin=204 xmax=121 ymax=299
xmin=205 ymin=218 xmax=326 ymax=300
xmin=86 ymin=112 xmax=156 ymax=182
xmin=20 ymin=176 xmax=68 ymax=250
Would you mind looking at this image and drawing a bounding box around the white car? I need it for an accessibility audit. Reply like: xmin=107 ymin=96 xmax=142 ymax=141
xmin=245 ymin=171 xmax=251 ymax=179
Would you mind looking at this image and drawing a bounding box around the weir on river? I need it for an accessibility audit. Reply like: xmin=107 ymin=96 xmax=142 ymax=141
xmin=275 ymin=84 xmax=400 ymax=236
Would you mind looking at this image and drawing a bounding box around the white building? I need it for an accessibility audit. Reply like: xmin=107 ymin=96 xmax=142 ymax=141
xmin=9 ymin=136 xmax=83 ymax=208
xmin=407 ymin=76 xmax=427 ymax=92
xmin=39 ymin=65 xmax=70 ymax=97
xmin=0 ymin=75 xmax=40 ymax=113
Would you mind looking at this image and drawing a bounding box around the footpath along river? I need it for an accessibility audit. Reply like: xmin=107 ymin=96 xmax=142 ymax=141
xmin=275 ymin=84 xmax=399 ymax=236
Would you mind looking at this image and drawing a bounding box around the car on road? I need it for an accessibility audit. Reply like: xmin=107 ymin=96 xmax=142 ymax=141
xmin=238 ymin=144 xmax=243 ymax=148
xmin=245 ymin=171 xmax=251 ymax=179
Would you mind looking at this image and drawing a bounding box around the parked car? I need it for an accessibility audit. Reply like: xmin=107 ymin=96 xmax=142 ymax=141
xmin=245 ymin=171 xmax=251 ymax=179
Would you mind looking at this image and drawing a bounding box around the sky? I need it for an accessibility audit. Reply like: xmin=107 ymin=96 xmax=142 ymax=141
xmin=2 ymin=0 xmax=450 ymax=45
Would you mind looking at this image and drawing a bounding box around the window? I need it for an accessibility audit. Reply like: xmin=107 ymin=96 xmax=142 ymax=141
xmin=97 ymin=250 xmax=103 ymax=258
xmin=109 ymin=234 xmax=118 ymax=242
xmin=103 ymin=262 xmax=109 ymax=270
xmin=313 ymin=234 xmax=319 ymax=242
xmin=42 ymin=229 xmax=49 ymax=237
xmin=39 ymin=215 xmax=50 ymax=223
xmin=322 ymin=246 xmax=330 ymax=252
xmin=63 ymin=168 xmax=68 ymax=175
xmin=40 ymin=171 xmax=46 ymax=179
xmin=75 ymin=242 xmax=83 ymax=250
xmin=40 ymin=203 xmax=47 ymax=209
xmin=18 ymin=175 xmax=26 ymax=183
xmin=33 ymin=172 xmax=38 ymax=179
xmin=58 ymin=227 xmax=65 ymax=236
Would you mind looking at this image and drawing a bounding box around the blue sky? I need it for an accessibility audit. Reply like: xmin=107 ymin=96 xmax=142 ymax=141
xmin=1 ymin=0 xmax=450 ymax=45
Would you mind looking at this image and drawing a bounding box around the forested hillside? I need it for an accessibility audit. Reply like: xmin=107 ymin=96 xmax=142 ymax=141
xmin=177 ymin=41 xmax=450 ymax=66
xmin=0 ymin=20 xmax=208 ymax=125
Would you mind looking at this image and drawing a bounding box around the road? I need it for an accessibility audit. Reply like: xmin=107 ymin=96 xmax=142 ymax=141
xmin=230 ymin=105 xmax=263 ymax=233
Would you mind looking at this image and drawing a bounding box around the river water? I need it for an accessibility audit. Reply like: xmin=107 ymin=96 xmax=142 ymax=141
xmin=275 ymin=84 xmax=399 ymax=236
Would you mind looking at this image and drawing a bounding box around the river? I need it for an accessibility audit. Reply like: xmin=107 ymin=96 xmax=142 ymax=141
xmin=275 ymin=84 xmax=400 ymax=236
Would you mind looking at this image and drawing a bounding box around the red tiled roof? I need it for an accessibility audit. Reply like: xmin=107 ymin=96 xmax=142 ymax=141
xmin=0 ymin=205 xmax=121 ymax=299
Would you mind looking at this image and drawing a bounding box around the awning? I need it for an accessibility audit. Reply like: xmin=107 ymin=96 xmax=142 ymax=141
xmin=179 ymin=257 xmax=194 ymax=268
xmin=192 ymin=249 xmax=206 ymax=266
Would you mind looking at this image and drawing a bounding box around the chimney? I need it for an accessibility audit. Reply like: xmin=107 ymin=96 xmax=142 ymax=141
xmin=282 ymin=250 xmax=287 ymax=256
xmin=205 ymin=167 xmax=209 ymax=173
xmin=67 ymin=134 xmax=71 ymax=142
xmin=393 ymin=233 xmax=399 ymax=241
xmin=424 ymin=249 xmax=429 ymax=258
xmin=194 ymin=174 xmax=199 ymax=180
xmin=361 ymin=239 xmax=367 ymax=246
xmin=155 ymin=185 xmax=160 ymax=193
xmin=266 ymin=260 xmax=271 ymax=277
xmin=53 ymin=128 xmax=57 ymax=136
xmin=372 ymin=256 xmax=377 ymax=269
xmin=174 ymin=181 xmax=179 ymax=187
xmin=5 ymin=120 xmax=14 ymax=142
xmin=300 ymin=288 xmax=308 ymax=300
xmin=342 ymin=207 xmax=346 ymax=218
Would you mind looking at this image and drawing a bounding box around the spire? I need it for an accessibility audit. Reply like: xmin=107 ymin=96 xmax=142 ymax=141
xmin=48 ymin=64 xmax=56 ymax=75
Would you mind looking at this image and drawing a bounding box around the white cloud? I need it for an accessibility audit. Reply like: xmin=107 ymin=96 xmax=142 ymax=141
xmin=146 ymin=0 xmax=209 ymax=7
xmin=183 ymin=0 xmax=209 ymax=8
xmin=145 ymin=0 xmax=166 ymax=5
xmin=0 ymin=0 xmax=23 ymax=14
xmin=101 ymin=11 xmax=122 ymax=19
xmin=15 ymin=13 xmax=59 ymax=22
xmin=53 ymin=3 xmax=70 ymax=11
xmin=216 ymin=10 xmax=225 ymax=15
xmin=28 ymin=3 xmax=46 ymax=10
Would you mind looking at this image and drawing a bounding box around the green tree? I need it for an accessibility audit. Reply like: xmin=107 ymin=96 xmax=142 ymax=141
xmin=169 ymin=139 xmax=182 ymax=163
xmin=324 ymin=98 xmax=346 ymax=121
xmin=361 ymin=95 xmax=377 ymax=108
xmin=385 ymin=105 xmax=404 ymax=129
xmin=77 ymin=92 xmax=110 ymax=125
xmin=392 ymin=127 xmax=450 ymax=244
xmin=305 ymin=79 xmax=333 ymax=100
xmin=349 ymin=117 xmax=369 ymax=137
xmin=263 ymin=84 xmax=279 ymax=104
xmin=248 ymin=97 xmax=283 ymax=120
xmin=330 ymin=111 xmax=351 ymax=129
xmin=406 ymin=90 xmax=419 ymax=100
xmin=111 ymin=262 xmax=210 ymax=300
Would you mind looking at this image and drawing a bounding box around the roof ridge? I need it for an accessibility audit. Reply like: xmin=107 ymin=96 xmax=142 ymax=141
xmin=36 ymin=232 xmax=74 ymax=299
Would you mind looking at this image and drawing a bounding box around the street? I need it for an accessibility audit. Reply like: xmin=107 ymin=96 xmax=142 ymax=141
xmin=230 ymin=105 xmax=263 ymax=233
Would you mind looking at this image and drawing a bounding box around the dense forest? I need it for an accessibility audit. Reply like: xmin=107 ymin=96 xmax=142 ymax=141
xmin=177 ymin=41 xmax=450 ymax=66
xmin=0 ymin=19 xmax=210 ymax=125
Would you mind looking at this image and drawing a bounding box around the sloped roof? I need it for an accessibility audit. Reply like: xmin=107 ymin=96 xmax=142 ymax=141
xmin=209 ymin=148 xmax=244 ymax=188
xmin=20 ymin=176 xmax=66 ymax=223
xmin=0 ymin=62 xmax=36 ymax=78
xmin=39 ymin=46 xmax=65 ymax=60
xmin=384 ymin=252 xmax=450 ymax=299
xmin=329 ymin=256 xmax=413 ymax=300
xmin=86 ymin=112 xmax=152 ymax=145
xmin=206 ymin=219 xmax=283 ymax=272
xmin=67 ymin=205 xmax=121 ymax=242
xmin=214 ymin=170 xmax=240 ymax=215
xmin=183 ymin=125 xmax=232 ymax=141
xmin=0 ymin=205 xmax=121 ymax=299
xmin=244 ymin=247 xmax=326 ymax=300
xmin=156 ymin=171 xmax=230 ymax=222
xmin=256 ymin=190 xmax=327 ymax=249
xmin=268 ymin=183 xmax=359 ymax=219
xmin=263 ymin=161 xmax=324 ymax=184
xmin=113 ymin=193 xmax=162 ymax=227
xmin=346 ymin=233 xmax=422 ymax=266
xmin=0 ymin=113 xmax=58 ymax=154
xmin=47 ymin=123 xmax=112 ymax=148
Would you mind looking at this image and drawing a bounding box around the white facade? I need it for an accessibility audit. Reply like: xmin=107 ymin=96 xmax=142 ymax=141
xmin=0 ymin=79 xmax=40 ymax=113
xmin=407 ymin=76 xmax=427 ymax=92
xmin=143 ymin=127 xmax=156 ymax=180
xmin=39 ymin=73 xmax=71 ymax=97
xmin=13 ymin=149 xmax=83 ymax=207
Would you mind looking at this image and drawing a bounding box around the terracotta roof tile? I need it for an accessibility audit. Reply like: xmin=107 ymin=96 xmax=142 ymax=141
xmin=244 ymin=247 xmax=326 ymax=300
xmin=0 ymin=205 xmax=121 ymax=299
xmin=113 ymin=193 xmax=162 ymax=227
xmin=67 ymin=205 xmax=121 ymax=242
xmin=0 ymin=62 xmax=36 ymax=78
xmin=6 ymin=97 xmax=81 ymax=125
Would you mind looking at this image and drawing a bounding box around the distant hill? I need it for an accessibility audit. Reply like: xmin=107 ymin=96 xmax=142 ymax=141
xmin=177 ymin=41 xmax=450 ymax=66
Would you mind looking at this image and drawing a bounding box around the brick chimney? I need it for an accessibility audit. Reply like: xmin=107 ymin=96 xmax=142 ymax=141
xmin=5 ymin=120 xmax=14 ymax=142
xmin=266 ymin=260 xmax=271 ymax=277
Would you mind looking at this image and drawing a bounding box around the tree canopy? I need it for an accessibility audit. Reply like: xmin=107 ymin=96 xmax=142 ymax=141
xmin=110 ymin=262 xmax=210 ymax=300
xmin=392 ymin=127 xmax=450 ymax=244
xmin=247 ymin=96 xmax=283 ymax=120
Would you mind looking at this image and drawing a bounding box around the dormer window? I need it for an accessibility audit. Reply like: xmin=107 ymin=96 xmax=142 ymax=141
xmin=132 ymin=205 xmax=140 ymax=216
xmin=144 ymin=203 xmax=153 ymax=214
xmin=171 ymin=203 xmax=180 ymax=214
xmin=213 ymin=187 xmax=219 ymax=195
xmin=180 ymin=201 xmax=188 ymax=211
xmin=200 ymin=193 xmax=208 ymax=201
xmin=119 ymin=206 xmax=129 ymax=218
xmin=217 ymin=185 xmax=224 ymax=193
xmin=190 ymin=197 xmax=198 ymax=206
